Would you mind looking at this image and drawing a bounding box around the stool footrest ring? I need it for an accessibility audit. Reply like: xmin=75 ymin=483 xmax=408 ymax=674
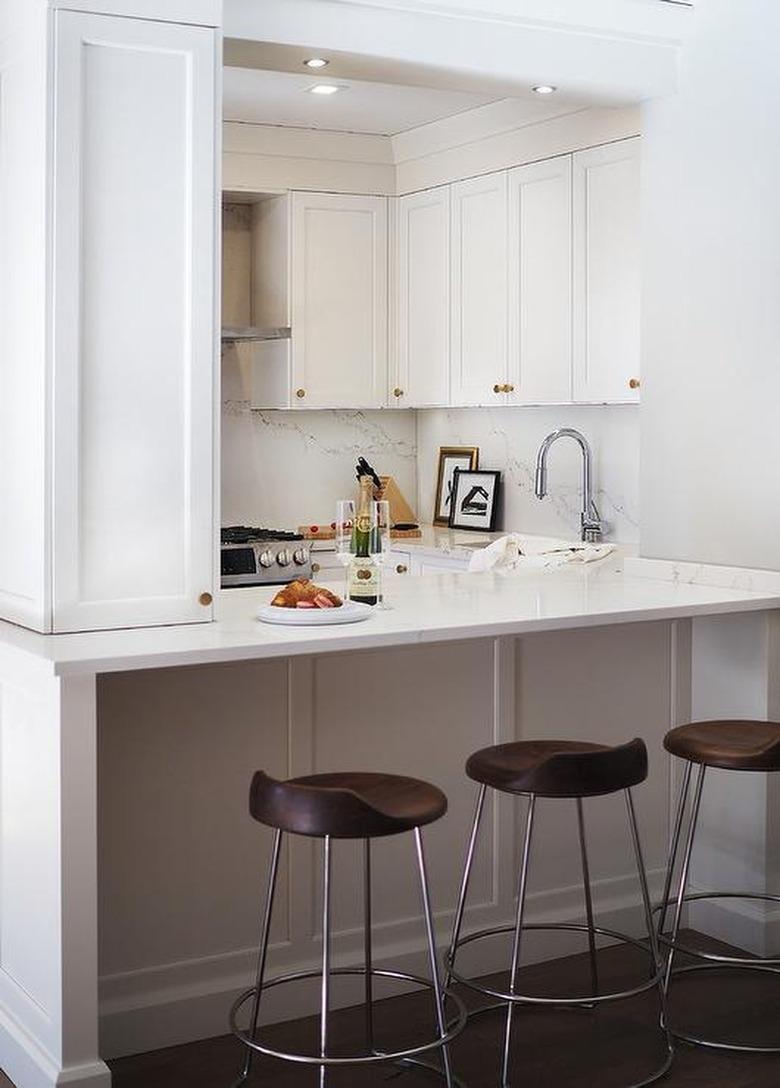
xmin=230 ymin=966 xmax=467 ymax=1066
xmin=655 ymin=891 xmax=780 ymax=965
xmin=446 ymin=922 xmax=663 ymax=1007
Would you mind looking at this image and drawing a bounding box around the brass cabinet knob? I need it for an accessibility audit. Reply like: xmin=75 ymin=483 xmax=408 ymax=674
xmin=493 ymin=384 xmax=502 ymax=394
xmin=296 ymin=388 xmax=306 ymax=399
xmin=628 ymin=378 xmax=641 ymax=390
xmin=311 ymin=562 xmax=321 ymax=573
xmin=396 ymin=564 xmax=408 ymax=574
xmin=504 ymin=383 xmax=515 ymax=393
xmin=393 ymin=387 xmax=404 ymax=398
xmin=199 ymin=592 xmax=213 ymax=607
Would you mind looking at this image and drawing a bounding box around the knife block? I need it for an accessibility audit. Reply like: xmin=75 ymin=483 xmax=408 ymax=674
xmin=378 ymin=476 xmax=417 ymax=528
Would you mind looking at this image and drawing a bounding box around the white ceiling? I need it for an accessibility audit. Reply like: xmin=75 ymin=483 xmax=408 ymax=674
xmin=222 ymin=67 xmax=502 ymax=136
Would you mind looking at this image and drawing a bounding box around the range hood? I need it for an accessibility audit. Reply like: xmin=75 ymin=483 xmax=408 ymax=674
xmin=221 ymin=326 xmax=291 ymax=343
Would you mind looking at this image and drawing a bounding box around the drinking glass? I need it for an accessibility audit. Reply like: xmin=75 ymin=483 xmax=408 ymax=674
xmin=334 ymin=500 xmax=356 ymax=595
xmin=371 ymin=500 xmax=392 ymax=608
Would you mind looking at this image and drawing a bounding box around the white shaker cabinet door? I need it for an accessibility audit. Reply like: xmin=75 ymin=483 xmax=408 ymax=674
xmin=573 ymin=138 xmax=641 ymax=404
xmin=450 ymin=173 xmax=509 ymax=407
xmin=291 ymin=192 xmax=388 ymax=409
xmin=395 ymin=187 xmax=450 ymax=408
xmin=52 ymin=12 xmax=217 ymax=632
xmin=508 ymin=156 xmax=573 ymax=404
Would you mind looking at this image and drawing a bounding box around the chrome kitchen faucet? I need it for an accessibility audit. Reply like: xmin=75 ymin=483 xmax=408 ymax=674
xmin=534 ymin=428 xmax=605 ymax=543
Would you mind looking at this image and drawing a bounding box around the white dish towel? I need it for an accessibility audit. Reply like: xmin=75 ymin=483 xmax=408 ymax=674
xmin=468 ymin=534 xmax=616 ymax=573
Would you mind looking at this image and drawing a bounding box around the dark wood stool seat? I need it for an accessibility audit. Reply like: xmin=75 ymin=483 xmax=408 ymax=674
xmin=663 ymin=719 xmax=780 ymax=771
xmin=465 ymin=737 xmax=648 ymax=798
xmin=250 ymin=770 xmax=448 ymax=839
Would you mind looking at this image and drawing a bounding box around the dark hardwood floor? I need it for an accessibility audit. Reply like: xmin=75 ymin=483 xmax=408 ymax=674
xmin=3 ymin=933 xmax=779 ymax=1087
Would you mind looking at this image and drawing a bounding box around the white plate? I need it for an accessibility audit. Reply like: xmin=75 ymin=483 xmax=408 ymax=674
xmin=257 ymin=600 xmax=374 ymax=626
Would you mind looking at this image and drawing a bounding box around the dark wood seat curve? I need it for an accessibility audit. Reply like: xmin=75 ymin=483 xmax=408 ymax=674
xmin=249 ymin=770 xmax=448 ymax=839
xmin=664 ymin=720 xmax=780 ymax=771
xmin=466 ymin=738 xmax=648 ymax=798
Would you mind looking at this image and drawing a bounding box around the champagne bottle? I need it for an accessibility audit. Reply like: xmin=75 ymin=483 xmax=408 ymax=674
xmin=348 ymin=475 xmax=379 ymax=605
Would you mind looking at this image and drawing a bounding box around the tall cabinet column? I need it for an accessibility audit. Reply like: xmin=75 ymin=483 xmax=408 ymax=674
xmin=0 ymin=0 xmax=220 ymax=634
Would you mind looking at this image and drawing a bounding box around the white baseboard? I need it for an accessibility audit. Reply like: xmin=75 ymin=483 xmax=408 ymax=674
xmin=0 ymin=1002 xmax=110 ymax=1088
xmin=99 ymin=868 xmax=666 ymax=1060
xmin=687 ymin=886 xmax=780 ymax=957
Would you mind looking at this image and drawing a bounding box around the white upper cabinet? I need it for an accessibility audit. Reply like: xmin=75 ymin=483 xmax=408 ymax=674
xmin=450 ymin=173 xmax=509 ymax=406
xmin=573 ymin=138 xmax=641 ymax=403
xmin=507 ymin=156 xmax=573 ymax=405
xmin=395 ymin=187 xmax=450 ymax=408
xmin=291 ymin=192 xmax=388 ymax=409
xmin=52 ymin=11 xmax=217 ymax=632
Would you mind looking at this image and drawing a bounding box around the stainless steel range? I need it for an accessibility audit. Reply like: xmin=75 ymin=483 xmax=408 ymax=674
xmin=220 ymin=526 xmax=312 ymax=587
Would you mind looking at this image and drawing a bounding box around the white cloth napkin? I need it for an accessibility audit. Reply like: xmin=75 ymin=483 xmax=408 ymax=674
xmin=468 ymin=533 xmax=616 ymax=573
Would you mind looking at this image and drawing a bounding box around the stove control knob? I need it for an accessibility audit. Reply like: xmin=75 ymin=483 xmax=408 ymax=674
xmin=293 ymin=548 xmax=309 ymax=566
xmin=258 ymin=550 xmax=275 ymax=569
xmin=276 ymin=549 xmax=292 ymax=567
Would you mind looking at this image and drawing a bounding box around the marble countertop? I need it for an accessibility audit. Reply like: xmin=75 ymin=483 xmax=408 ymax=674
xmin=3 ymin=555 xmax=780 ymax=678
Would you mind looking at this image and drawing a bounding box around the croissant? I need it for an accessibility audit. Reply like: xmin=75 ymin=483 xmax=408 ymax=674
xmin=271 ymin=579 xmax=343 ymax=609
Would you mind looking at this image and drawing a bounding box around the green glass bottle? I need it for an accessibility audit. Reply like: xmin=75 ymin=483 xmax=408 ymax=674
xmin=348 ymin=475 xmax=379 ymax=605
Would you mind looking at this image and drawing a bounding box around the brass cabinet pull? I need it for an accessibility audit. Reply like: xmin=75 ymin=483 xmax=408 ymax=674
xmin=296 ymin=388 xmax=306 ymax=399
xmin=311 ymin=562 xmax=321 ymax=573
xmin=628 ymin=378 xmax=641 ymax=390
xmin=393 ymin=387 xmax=404 ymax=398
xmin=199 ymin=592 xmax=213 ymax=607
xmin=396 ymin=564 xmax=408 ymax=574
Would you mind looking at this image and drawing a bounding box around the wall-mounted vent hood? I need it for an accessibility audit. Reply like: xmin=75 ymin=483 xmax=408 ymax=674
xmin=221 ymin=326 xmax=291 ymax=343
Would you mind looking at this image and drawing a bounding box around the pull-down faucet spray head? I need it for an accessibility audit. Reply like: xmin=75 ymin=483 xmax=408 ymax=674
xmin=534 ymin=428 xmax=605 ymax=543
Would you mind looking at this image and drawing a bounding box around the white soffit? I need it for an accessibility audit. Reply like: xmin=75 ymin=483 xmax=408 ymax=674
xmin=223 ymin=66 xmax=501 ymax=135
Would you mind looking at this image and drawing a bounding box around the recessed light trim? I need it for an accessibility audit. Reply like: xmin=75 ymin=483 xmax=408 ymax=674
xmin=307 ymin=84 xmax=342 ymax=96
xmin=532 ymin=84 xmax=557 ymax=95
xmin=304 ymin=57 xmax=329 ymax=69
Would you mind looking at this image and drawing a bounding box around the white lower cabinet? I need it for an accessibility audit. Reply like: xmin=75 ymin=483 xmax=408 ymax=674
xmin=291 ymin=192 xmax=388 ymax=408
xmin=450 ymin=173 xmax=509 ymax=406
xmin=573 ymin=138 xmax=641 ymax=403
xmin=394 ymin=188 xmax=450 ymax=407
xmin=51 ymin=11 xmax=217 ymax=632
xmin=507 ymin=156 xmax=573 ymax=404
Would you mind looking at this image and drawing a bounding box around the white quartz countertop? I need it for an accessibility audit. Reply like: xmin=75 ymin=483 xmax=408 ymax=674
xmin=3 ymin=555 xmax=780 ymax=677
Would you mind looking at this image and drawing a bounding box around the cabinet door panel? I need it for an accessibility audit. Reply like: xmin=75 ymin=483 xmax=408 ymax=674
xmin=573 ymin=138 xmax=641 ymax=403
xmin=450 ymin=174 xmax=508 ymax=407
xmin=52 ymin=12 xmax=216 ymax=631
xmin=508 ymin=157 xmax=572 ymax=404
xmin=291 ymin=193 xmax=387 ymax=408
xmin=396 ymin=188 xmax=450 ymax=407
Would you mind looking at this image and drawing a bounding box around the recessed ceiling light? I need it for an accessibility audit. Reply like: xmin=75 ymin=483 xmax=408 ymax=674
xmin=307 ymin=84 xmax=342 ymax=96
xmin=304 ymin=57 xmax=329 ymax=69
xmin=532 ymin=84 xmax=557 ymax=95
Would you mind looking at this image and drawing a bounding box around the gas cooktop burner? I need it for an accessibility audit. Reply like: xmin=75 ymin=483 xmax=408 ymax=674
xmin=221 ymin=525 xmax=304 ymax=545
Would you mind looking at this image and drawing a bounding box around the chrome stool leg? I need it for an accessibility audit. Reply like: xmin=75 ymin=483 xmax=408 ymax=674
xmin=656 ymin=761 xmax=693 ymax=941
xmin=445 ymin=784 xmax=487 ymax=990
xmin=576 ymin=798 xmax=599 ymax=997
xmin=364 ymin=837 xmax=374 ymax=1053
xmin=501 ymin=794 xmax=536 ymax=1088
xmin=662 ymin=764 xmax=706 ymax=994
xmin=415 ymin=827 xmax=456 ymax=1088
xmin=319 ymin=835 xmax=332 ymax=1088
xmin=235 ymin=828 xmax=283 ymax=1085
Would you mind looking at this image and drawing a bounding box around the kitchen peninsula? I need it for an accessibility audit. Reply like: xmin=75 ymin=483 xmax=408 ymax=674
xmin=2 ymin=555 xmax=780 ymax=1087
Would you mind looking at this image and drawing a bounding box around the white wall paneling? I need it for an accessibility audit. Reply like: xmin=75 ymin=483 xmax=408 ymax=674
xmin=507 ymin=155 xmax=573 ymax=405
xmin=395 ymin=187 xmax=451 ymax=407
xmin=450 ymin=172 xmax=509 ymax=406
xmin=290 ymin=192 xmax=388 ymax=408
xmin=0 ymin=648 xmax=108 ymax=1088
xmin=47 ymin=0 xmax=221 ymax=23
xmin=573 ymin=138 xmax=641 ymax=404
xmin=52 ymin=11 xmax=217 ymax=631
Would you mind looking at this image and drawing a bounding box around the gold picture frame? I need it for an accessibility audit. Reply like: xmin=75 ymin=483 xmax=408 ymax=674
xmin=433 ymin=446 xmax=479 ymax=526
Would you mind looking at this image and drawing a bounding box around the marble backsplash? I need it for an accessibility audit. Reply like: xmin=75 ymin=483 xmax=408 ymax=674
xmin=222 ymin=350 xmax=639 ymax=541
xmin=416 ymin=406 xmax=639 ymax=543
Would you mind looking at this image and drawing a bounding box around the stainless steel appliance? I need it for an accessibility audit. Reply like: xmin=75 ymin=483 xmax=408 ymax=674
xmin=221 ymin=526 xmax=312 ymax=587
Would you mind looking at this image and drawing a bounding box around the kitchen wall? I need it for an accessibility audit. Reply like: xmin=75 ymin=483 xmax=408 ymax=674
xmin=417 ymin=406 xmax=639 ymax=542
xmin=221 ymin=356 xmax=417 ymax=527
xmin=641 ymin=0 xmax=780 ymax=569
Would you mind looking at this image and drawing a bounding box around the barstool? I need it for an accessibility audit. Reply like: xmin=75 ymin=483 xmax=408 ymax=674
xmin=658 ymin=719 xmax=780 ymax=1051
xmin=446 ymin=738 xmax=673 ymax=1088
xmin=231 ymin=770 xmax=466 ymax=1086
